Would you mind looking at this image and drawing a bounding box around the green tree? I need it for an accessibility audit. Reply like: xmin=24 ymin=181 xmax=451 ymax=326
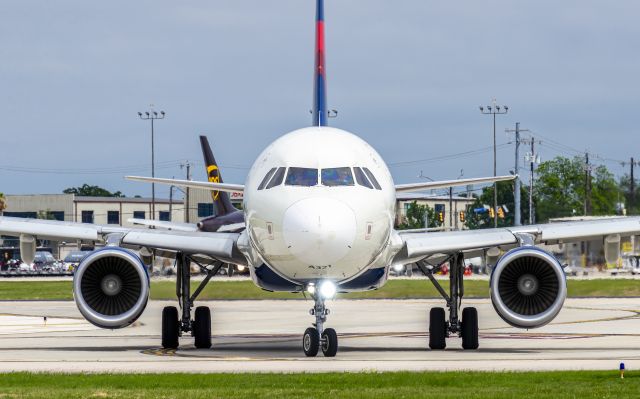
xmin=63 ymin=184 xmax=125 ymax=197
xmin=534 ymin=156 xmax=618 ymax=222
xmin=37 ymin=210 xmax=56 ymax=220
xmin=617 ymin=174 xmax=639 ymax=215
xmin=397 ymin=201 xmax=442 ymax=229
xmin=465 ymin=181 xmax=531 ymax=229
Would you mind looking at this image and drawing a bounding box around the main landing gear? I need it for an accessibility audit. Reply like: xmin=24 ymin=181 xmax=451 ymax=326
xmin=161 ymin=252 xmax=224 ymax=349
xmin=417 ymin=252 xmax=479 ymax=350
xmin=303 ymin=290 xmax=338 ymax=357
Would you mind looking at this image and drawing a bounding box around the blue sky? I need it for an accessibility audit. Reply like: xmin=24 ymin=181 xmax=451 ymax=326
xmin=1 ymin=1 xmax=638 ymax=198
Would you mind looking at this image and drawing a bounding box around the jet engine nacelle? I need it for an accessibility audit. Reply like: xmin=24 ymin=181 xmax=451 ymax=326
xmin=490 ymin=247 xmax=566 ymax=329
xmin=73 ymin=247 xmax=150 ymax=329
xmin=19 ymin=234 xmax=36 ymax=265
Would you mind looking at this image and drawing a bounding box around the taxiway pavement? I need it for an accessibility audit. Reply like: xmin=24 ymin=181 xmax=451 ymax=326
xmin=0 ymin=298 xmax=638 ymax=373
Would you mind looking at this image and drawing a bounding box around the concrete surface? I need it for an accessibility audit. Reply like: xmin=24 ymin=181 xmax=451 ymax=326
xmin=0 ymin=298 xmax=638 ymax=373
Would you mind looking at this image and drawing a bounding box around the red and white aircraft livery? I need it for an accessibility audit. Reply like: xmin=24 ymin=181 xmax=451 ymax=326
xmin=2 ymin=0 xmax=639 ymax=357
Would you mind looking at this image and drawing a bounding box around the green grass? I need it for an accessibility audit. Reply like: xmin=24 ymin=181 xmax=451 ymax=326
xmin=0 ymin=278 xmax=639 ymax=301
xmin=0 ymin=371 xmax=637 ymax=398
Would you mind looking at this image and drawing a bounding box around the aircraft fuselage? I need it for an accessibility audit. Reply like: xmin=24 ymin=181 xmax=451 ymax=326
xmin=241 ymin=126 xmax=399 ymax=288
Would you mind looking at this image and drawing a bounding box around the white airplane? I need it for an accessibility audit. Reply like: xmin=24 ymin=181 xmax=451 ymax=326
xmin=2 ymin=0 xmax=640 ymax=357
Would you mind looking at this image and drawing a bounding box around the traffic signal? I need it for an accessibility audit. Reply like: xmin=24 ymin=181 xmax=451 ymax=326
xmin=438 ymin=212 xmax=444 ymax=223
xmin=488 ymin=207 xmax=495 ymax=218
xmin=497 ymin=207 xmax=505 ymax=219
xmin=459 ymin=211 xmax=465 ymax=222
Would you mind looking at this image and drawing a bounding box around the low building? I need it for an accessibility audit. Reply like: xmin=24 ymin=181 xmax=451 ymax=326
xmin=1 ymin=194 xmax=183 ymax=259
xmin=185 ymin=189 xmax=243 ymax=222
xmin=2 ymin=194 xmax=183 ymax=226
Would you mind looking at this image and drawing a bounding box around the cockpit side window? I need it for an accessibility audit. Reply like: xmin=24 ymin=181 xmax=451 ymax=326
xmin=285 ymin=167 xmax=318 ymax=187
xmin=353 ymin=167 xmax=374 ymax=189
xmin=321 ymin=167 xmax=354 ymax=187
xmin=363 ymin=167 xmax=382 ymax=190
xmin=265 ymin=167 xmax=286 ymax=189
xmin=258 ymin=167 xmax=277 ymax=190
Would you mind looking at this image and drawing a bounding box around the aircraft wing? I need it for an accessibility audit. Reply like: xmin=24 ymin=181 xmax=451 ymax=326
xmin=396 ymin=216 xmax=640 ymax=262
xmin=0 ymin=216 xmax=244 ymax=265
xmin=126 ymin=176 xmax=244 ymax=193
xmin=128 ymin=218 xmax=198 ymax=232
xmin=395 ymin=175 xmax=516 ymax=193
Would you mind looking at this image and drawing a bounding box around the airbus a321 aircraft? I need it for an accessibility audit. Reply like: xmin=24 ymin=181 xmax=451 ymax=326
xmin=2 ymin=0 xmax=640 ymax=357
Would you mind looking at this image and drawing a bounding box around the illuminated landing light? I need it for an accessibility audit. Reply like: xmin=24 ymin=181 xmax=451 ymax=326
xmin=319 ymin=280 xmax=336 ymax=299
xmin=392 ymin=263 xmax=404 ymax=273
xmin=306 ymin=283 xmax=316 ymax=295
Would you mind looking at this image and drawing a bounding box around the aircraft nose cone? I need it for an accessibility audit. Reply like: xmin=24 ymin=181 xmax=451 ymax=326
xmin=282 ymin=198 xmax=356 ymax=265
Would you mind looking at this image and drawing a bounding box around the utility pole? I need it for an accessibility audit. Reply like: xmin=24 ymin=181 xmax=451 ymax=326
xmin=169 ymin=177 xmax=175 ymax=222
xmin=138 ymin=107 xmax=165 ymax=220
xmin=583 ymin=152 xmax=593 ymax=267
xmin=631 ymin=157 xmax=635 ymax=210
xmin=584 ymin=152 xmax=592 ymax=216
xmin=180 ymin=161 xmax=192 ymax=223
xmin=529 ymin=138 xmax=537 ymax=224
xmin=449 ymin=186 xmax=453 ymax=229
xmin=505 ymin=123 xmax=530 ymax=226
xmin=523 ymin=136 xmax=541 ymax=225
xmin=480 ymin=99 xmax=509 ymax=228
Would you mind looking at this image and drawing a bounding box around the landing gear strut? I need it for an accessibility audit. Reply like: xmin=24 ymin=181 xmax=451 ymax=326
xmin=417 ymin=252 xmax=479 ymax=350
xmin=303 ymin=293 xmax=338 ymax=357
xmin=161 ymin=252 xmax=224 ymax=349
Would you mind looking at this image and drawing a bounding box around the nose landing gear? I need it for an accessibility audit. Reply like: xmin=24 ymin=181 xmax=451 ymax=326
xmin=303 ymin=294 xmax=338 ymax=357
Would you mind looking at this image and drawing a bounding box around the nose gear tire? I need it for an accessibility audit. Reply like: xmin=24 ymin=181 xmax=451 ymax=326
xmin=303 ymin=327 xmax=320 ymax=357
xmin=321 ymin=328 xmax=338 ymax=357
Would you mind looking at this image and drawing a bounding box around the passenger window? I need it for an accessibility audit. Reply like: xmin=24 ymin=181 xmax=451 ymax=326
xmin=258 ymin=167 xmax=277 ymax=190
xmin=353 ymin=167 xmax=373 ymax=189
xmin=363 ymin=167 xmax=382 ymax=190
xmin=321 ymin=167 xmax=354 ymax=187
xmin=285 ymin=167 xmax=318 ymax=187
xmin=266 ymin=167 xmax=286 ymax=189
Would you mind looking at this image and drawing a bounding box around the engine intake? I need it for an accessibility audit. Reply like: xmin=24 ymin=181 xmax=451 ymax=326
xmin=490 ymin=247 xmax=566 ymax=328
xmin=73 ymin=248 xmax=150 ymax=329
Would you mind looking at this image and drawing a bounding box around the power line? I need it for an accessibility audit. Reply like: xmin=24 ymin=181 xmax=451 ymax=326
xmin=0 ymin=159 xmax=250 ymax=175
xmin=388 ymin=143 xmax=511 ymax=167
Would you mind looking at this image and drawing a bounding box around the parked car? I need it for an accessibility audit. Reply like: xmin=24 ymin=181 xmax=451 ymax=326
xmin=63 ymin=251 xmax=92 ymax=273
xmin=390 ymin=263 xmax=414 ymax=277
xmin=5 ymin=259 xmax=21 ymax=272
xmin=33 ymin=251 xmax=57 ymax=271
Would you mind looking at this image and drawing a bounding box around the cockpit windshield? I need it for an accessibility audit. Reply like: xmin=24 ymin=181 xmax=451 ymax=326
xmin=285 ymin=167 xmax=318 ymax=187
xmin=260 ymin=166 xmax=381 ymax=189
xmin=265 ymin=167 xmax=286 ymax=189
xmin=363 ymin=167 xmax=382 ymax=190
xmin=258 ymin=167 xmax=277 ymax=190
xmin=321 ymin=167 xmax=354 ymax=187
xmin=353 ymin=167 xmax=373 ymax=189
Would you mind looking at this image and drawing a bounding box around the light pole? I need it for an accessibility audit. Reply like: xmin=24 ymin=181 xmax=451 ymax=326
xmin=138 ymin=108 xmax=165 ymax=220
xmin=479 ymin=99 xmax=508 ymax=228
